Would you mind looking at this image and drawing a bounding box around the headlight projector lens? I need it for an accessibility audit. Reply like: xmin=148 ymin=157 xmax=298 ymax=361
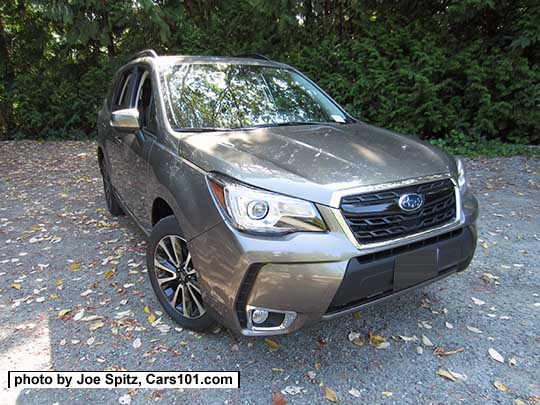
xmin=247 ymin=200 xmax=269 ymax=220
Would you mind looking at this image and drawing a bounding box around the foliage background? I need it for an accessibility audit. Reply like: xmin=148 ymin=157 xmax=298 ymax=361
xmin=0 ymin=0 xmax=539 ymax=148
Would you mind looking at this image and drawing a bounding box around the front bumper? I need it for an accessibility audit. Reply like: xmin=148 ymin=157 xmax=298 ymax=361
xmin=188 ymin=191 xmax=478 ymax=336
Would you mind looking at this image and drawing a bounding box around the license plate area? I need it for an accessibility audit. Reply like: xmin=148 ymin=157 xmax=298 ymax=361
xmin=394 ymin=248 xmax=438 ymax=290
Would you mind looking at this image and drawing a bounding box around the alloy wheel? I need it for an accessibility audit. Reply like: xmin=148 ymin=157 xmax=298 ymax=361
xmin=153 ymin=235 xmax=206 ymax=319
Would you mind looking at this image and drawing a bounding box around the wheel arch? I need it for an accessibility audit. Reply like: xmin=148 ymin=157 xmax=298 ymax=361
xmin=151 ymin=197 xmax=175 ymax=226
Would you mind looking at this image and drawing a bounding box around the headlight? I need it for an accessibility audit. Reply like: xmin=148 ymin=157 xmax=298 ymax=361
xmin=208 ymin=174 xmax=327 ymax=234
xmin=456 ymin=158 xmax=468 ymax=192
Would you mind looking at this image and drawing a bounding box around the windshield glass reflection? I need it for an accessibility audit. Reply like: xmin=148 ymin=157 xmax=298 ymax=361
xmin=163 ymin=64 xmax=348 ymax=130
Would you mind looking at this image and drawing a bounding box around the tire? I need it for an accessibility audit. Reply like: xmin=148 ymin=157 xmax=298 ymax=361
xmin=99 ymin=157 xmax=124 ymax=216
xmin=146 ymin=215 xmax=215 ymax=332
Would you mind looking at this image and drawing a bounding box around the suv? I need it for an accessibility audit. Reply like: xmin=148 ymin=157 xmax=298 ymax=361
xmin=97 ymin=50 xmax=478 ymax=336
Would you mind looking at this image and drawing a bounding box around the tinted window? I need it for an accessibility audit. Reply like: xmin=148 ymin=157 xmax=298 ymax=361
xmin=162 ymin=64 xmax=348 ymax=129
xmin=135 ymin=70 xmax=156 ymax=133
xmin=113 ymin=71 xmax=134 ymax=110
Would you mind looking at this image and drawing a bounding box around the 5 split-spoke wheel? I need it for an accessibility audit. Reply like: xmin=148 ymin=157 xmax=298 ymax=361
xmin=154 ymin=235 xmax=206 ymax=319
xmin=147 ymin=215 xmax=214 ymax=331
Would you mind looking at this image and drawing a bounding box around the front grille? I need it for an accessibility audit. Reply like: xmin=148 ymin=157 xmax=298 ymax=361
xmin=340 ymin=178 xmax=456 ymax=245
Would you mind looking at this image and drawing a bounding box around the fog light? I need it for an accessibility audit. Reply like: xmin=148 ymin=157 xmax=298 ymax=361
xmin=251 ymin=309 xmax=269 ymax=324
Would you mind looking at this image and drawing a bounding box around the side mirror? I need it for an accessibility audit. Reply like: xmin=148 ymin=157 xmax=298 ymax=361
xmin=111 ymin=108 xmax=140 ymax=132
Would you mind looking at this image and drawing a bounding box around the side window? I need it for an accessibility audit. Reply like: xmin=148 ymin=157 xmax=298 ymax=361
xmin=135 ymin=70 xmax=157 ymax=133
xmin=112 ymin=71 xmax=134 ymax=110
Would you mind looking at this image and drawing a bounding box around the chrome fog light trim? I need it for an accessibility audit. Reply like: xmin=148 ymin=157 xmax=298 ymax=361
xmin=245 ymin=305 xmax=297 ymax=331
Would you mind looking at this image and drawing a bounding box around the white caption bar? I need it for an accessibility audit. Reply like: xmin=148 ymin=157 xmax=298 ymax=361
xmin=8 ymin=371 xmax=239 ymax=389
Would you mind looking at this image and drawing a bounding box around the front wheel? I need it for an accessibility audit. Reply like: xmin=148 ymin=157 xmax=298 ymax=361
xmin=146 ymin=215 xmax=215 ymax=332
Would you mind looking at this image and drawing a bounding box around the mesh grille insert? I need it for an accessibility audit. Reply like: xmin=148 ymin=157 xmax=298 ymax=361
xmin=340 ymin=179 xmax=456 ymax=244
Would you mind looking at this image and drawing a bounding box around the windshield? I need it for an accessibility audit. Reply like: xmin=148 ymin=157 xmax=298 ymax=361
xmin=162 ymin=63 xmax=350 ymax=130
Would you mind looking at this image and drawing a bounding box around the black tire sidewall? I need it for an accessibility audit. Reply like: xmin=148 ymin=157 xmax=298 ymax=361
xmin=146 ymin=215 xmax=214 ymax=332
xmin=99 ymin=158 xmax=124 ymax=215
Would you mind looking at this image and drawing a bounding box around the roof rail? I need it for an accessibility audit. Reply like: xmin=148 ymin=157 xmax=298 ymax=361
xmin=129 ymin=49 xmax=158 ymax=61
xmin=235 ymin=53 xmax=272 ymax=61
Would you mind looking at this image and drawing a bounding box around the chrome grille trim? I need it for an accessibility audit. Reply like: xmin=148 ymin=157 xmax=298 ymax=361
xmin=331 ymin=174 xmax=464 ymax=252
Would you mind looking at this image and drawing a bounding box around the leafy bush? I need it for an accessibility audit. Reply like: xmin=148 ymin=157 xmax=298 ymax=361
xmin=1 ymin=0 xmax=538 ymax=156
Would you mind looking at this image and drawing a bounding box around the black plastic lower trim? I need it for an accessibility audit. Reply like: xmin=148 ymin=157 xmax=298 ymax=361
xmin=325 ymin=226 xmax=476 ymax=315
xmin=235 ymin=264 xmax=261 ymax=328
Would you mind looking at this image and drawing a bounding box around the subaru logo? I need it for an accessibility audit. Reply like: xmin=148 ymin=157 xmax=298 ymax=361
xmin=398 ymin=193 xmax=424 ymax=212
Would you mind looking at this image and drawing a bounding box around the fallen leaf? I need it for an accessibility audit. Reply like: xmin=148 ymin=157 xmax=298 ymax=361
xmin=49 ymin=293 xmax=58 ymax=299
xmin=488 ymin=348 xmax=504 ymax=363
xmin=433 ymin=347 xmax=464 ymax=356
xmin=272 ymin=392 xmax=287 ymax=405
xmin=467 ymin=326 xmax=483 ymax=334
xmin=352 ymin=312 xmax=361 ymax=320
xmin=471 ymin=297 xmax=486 ymax=306
xmin=144 ymin=305 xmax=151 ymax=314
xmin=368 ymin=334 xmax=386 ymax=348
xmin=399 ymin=335 xmax=418 ymax=343
xmin=382 ymin=391 xmax=393 ymax=398
xmin=493 ymin=380 xmax=508 ymax=392
xmin=421 ymin=335 xmax=433 ymax=347
xmin=437 ymin=369 xmax=457 ymax=382
xmin=264 ymin=338 xmax=280 ymax=350
xmin=89 ymin=321 xmax=105 ymax=331
xmin=73 ymin=309 xmax=85 ymax=321
xmin=281 ymin=386 xmax=305 ymax=396
xmin=58 ymin=309 xmax=71 ymax=318
xmin=348 ymin=388 xmax=361 ymax=398
xmin=70 ymin=263 xmax=81 ymax=271
xmin=448 ymin=370 xmax=467 ymax=380
xmin=105 ymin=269 xmax=115 ymax=280
xmin=11 ymin=283 xmax=22 ymax=290
xmin=118 ymin=393 xmax=132 ymax=404
xmin=325 ymin=387 xmax=338 ymax=403
xmin=147 ymin=313 xmax=156 ymax=324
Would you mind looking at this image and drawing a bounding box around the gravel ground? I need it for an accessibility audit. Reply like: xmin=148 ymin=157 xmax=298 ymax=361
xmin=0 ymin=141 xmax=539 ymax=404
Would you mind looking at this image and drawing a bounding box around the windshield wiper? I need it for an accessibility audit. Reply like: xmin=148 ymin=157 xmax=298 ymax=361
xmin=175 ymin=127 xmax=232 ymax=132
xmin=245 ymin=121 xmax=335 ymax=129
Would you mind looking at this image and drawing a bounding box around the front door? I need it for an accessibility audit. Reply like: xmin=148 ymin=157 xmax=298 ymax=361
xmin=120 ymin=67 xmax=157 ymax=230
xmin=108 ymin=69 xmax=136 ymax=202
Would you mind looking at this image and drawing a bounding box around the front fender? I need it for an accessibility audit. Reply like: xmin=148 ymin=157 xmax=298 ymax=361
xmin=146 ymin=140 xmax=223 ymax=241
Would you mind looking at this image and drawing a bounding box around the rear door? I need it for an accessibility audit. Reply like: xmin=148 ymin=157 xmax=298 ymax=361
xmin=120 ymin=66 xmax=158 ymax=230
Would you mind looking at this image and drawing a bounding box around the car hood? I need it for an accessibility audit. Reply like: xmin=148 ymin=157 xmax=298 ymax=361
xmin=179 ymin=122 xmax=457 ymax=207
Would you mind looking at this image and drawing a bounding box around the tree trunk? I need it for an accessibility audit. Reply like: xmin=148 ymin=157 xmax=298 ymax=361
xmin=0 ymin=13 xmax=14 ymax=139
